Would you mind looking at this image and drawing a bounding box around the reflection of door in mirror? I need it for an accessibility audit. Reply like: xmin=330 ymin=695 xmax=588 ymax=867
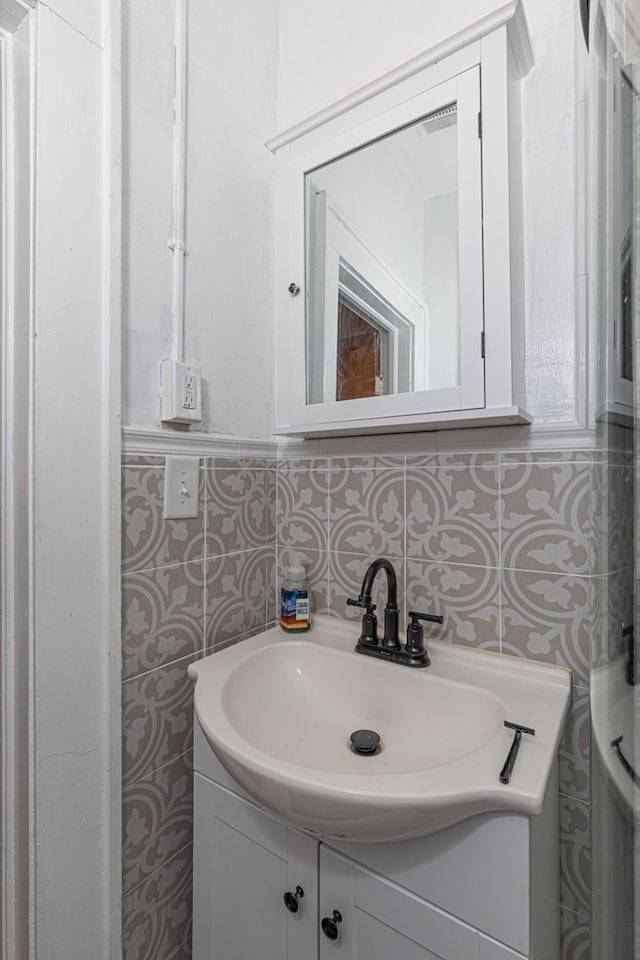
xmin=336 ymin=294 xmax=390 ymax=400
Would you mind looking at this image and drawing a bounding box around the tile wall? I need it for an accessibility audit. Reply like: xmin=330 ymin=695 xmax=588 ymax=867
xmin=276 ymin=446 xmax=632 ymax=960
xmin=120 ymin=454 xmax=276 ymax=959
xmin=120 ymin=443 xmax=629 ymax=960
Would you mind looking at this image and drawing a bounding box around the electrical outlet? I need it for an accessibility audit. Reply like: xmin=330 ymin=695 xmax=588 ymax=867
xmin=183 ymin=375 xmax=197 ymax=409
xmin=160 ymin=360 xmax=202 ymax=424
xmin=163 ymin=456 xmax=200 ymax=519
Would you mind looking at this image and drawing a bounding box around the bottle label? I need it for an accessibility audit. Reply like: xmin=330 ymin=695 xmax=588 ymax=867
xmin=281 ymin=588 xmax=310 ymax=628
xmin=295 ymin=596 xmax=309 ymax=621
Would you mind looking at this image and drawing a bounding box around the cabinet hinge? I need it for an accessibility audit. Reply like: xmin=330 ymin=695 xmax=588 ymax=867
xmin=481 ymin=331 xmax=486 ymax=358
xmin=478 ymin=111 xmax=483 ymax=139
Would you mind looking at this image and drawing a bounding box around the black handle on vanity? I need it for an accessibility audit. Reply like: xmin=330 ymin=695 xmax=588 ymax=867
xmin=283 ymin=886 xmax=304 ymax=913
xmin=321 ymin=910 xmax=343 ymax=940
xmin=499 ymin=721 xmax=536 ymax=785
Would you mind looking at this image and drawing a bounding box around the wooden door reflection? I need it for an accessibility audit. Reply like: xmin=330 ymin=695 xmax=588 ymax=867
xmin=336 ymin=300 xmax=382 ymax=401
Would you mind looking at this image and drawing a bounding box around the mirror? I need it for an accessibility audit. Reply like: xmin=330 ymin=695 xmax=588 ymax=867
xmin=305 ymin=103 xmax=462 ymax=406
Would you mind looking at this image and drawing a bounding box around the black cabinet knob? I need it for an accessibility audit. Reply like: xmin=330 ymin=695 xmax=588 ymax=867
xmin=283 ymin=885 xmax=304 ymax=913
xmin=321 ymin=909 xmax=343 ymax=940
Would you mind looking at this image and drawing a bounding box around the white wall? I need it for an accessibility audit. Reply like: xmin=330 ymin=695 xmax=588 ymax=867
xmin=277 ymin=0 xmax=584 ymax=426
xmin=124 ymin=0 xmax=585 ymax=438
xmin=276 ymin=0 xmax=516 ymax=130
xmin=521 ymin=0 xmax=581 ymax=422
xmin=123 ymin=0 xmax=278 ymax=439
xmin=122 ymin=0 xmax=175 ymax=428
xmin=184 ymin=0 xmax=278 ymax=438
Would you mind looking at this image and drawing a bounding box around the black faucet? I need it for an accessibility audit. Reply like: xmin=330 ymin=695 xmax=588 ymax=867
xmin=347 ymin=558 xmax=444 ymax=668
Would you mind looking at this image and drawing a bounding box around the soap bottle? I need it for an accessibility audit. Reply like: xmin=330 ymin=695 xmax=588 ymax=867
xmin=280 ymin=562 xmax=310 ymax=633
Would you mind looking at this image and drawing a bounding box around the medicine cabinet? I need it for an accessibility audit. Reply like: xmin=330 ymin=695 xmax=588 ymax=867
xmin=268 ymin=2 xmax=534 ymax=437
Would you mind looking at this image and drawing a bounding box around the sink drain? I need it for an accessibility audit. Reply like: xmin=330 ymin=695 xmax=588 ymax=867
xmin=350 ymin=729 xmax=381 ymax=756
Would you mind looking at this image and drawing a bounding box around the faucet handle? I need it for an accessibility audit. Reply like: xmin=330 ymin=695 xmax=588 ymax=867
xmin=405 ymin=609 xmax=443 ymax=664
xmin=408 ymin=610 xmax=444 ymax=625
xmin=347 ymin=597 xmax=378 ymax=645
xmin=347 ymin=597 xmax=376 ymax=613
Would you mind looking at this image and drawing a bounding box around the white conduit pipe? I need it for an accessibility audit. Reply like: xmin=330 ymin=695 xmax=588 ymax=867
xmin=169 ymin=0 xmax=188 ymax=362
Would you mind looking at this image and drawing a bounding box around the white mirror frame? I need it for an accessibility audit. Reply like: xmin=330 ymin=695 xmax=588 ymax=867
xmin=270 ymin=7 xmax=533 ymax=437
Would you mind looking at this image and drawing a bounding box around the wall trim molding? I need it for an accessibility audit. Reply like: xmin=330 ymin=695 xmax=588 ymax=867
xmin=123 ymin=425 xmax=279 ymax=458
xmin=276 ymin=422 xmax=603 ymax=458
xmin=124 ymin=420 xmax=605 ymax=462
xmin=265 ymin=0 xmax=533 ymax=153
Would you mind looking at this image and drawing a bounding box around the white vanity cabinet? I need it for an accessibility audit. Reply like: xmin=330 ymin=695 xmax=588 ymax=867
xmin=269 ymin=3 xmax=534 ymax=438
xmin=192 ymin=722 xmax=560 ymax=960
xmin=193 ymin=775 xmax=318 ymax=960
xmin=318 ymin=847 xmax=527 ymax=960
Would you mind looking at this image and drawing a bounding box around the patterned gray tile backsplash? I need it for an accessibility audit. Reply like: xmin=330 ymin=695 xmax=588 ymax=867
xmin=167 ymin=938 xmax=192 ymax=960
xmin=204 ymin=464 xmax=274 ymax=556
xmin=501 ymin=569 xmax=591 ymax=684
xmin=500 ymin=461 xmax=592 ymax=575
xmin=329 ymin=467 xmax=405 ymax=557
xmin=405 ymin=466 xmax=500 ymax=566
xmin=560 ymin=907 xmax=591 ymax=960
xmin=204 ymin=547 xmax=272 ymax=650
xmin=121 ymin=457 xmax=277 ymax=958
xmin=121 ymin=445 xmax=619 ymax=960
xmin=122 ymin=563 xmax=205 ymax=680
xmin=559 ymin=796 xmax=591 ymax=919
xmin=271 ymin=446 xmax=613 ymax=960
xmin=122 ymin=844 xmax=193 ymax=960
xmin=123 ymin=467 xmax=205 ymax=572
xmin=275 ymin=467 xmax=330 ymax=551
xmin=559 ymin=685 xmax=590 ymax=803
xmin=123 ymin=750 xmax=194 ymax=894
xmin=405 ymin=452 xmax=500 ymax=468
xmin=405 ymin=559 xmax=501 ymax=652
xmin=122 ymin=654 xmax=196 ymax=785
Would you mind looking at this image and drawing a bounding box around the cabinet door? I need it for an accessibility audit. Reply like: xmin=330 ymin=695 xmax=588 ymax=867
xmin=193 ymin=774 xmax=318 ymax=960
xmin=319 ymin=847 xmax=526 ymax=960
xmin=276 ymin=61 xmax=486 ymax=436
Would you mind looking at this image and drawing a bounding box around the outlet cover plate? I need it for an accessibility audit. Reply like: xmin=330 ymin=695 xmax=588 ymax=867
xmin=160 ymin=360 xmax=202 ymax=424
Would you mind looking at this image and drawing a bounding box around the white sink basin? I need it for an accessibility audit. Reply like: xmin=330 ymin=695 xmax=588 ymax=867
xmin=189 ymin=615 xmax=570 ymax=842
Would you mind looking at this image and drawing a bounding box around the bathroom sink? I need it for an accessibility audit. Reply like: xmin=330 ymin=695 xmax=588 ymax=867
xmin=189 ymin=615 xmax=570 ymax=842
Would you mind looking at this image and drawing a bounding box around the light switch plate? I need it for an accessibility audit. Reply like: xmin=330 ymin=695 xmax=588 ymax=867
xmin=163 ymin=456 xmax=200 ymax=519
